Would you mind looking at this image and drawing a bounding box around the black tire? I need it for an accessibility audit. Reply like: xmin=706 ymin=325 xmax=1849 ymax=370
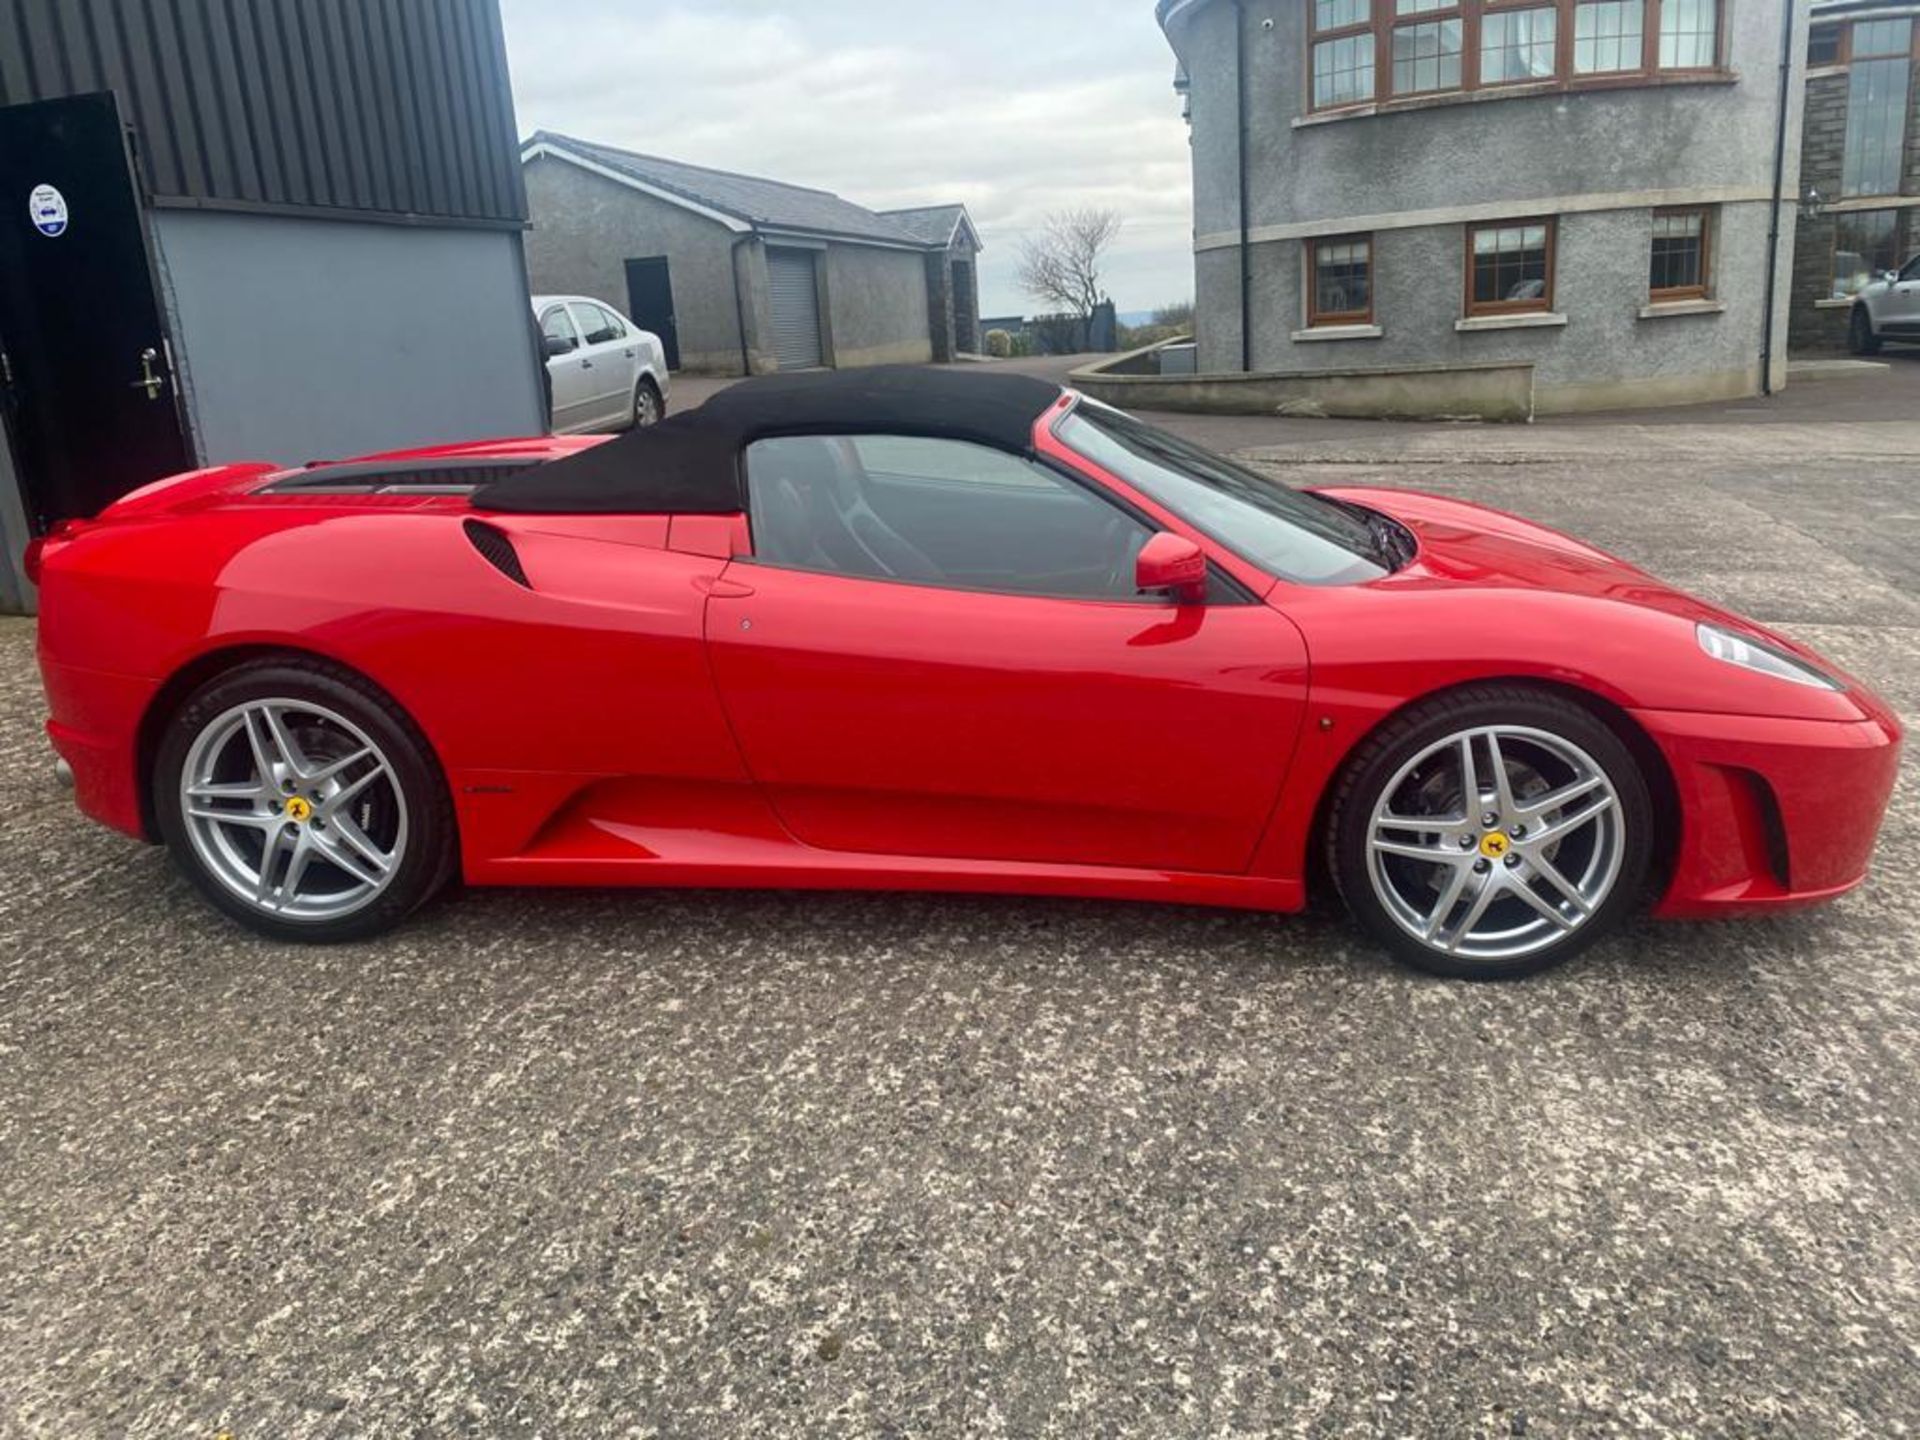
xmin=633 ymin=376 xmax=664 ymax=428
xmin=1327 ymin=684 xmax=1653 ymax=981
xmin=153 ymin=657 xmax=457 ymax=943
xmin=1850 ymin=306 xmax=1882 ymax=356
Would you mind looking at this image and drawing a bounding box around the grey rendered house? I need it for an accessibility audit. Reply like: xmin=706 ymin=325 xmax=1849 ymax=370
xmin=1156 ymin=0 xmax=1809 ymax=414
xmin=521 ymin=133 xmax=980 ymax=376
xmin=1791 ymin=0 xmax=1920 ymax=347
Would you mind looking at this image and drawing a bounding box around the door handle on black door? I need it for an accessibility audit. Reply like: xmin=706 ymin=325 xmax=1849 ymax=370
xmin=130 ymin=347 xmax=166 ymax=400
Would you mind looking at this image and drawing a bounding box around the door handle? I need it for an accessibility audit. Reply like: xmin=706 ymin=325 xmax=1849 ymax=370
xmin=129 ymin=347 xmax=166 ymax=400
xmin=580 ymin=358 xmax=594 ymax=369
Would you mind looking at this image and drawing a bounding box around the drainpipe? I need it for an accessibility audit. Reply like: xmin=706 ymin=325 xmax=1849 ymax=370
xmin=731 ymin=232 xmax=756 ymax=376
xmin=1234 ymin=0 xmax=1253 ymax=373
xmin=1759 ymin=0 xmax=1798 ymax=397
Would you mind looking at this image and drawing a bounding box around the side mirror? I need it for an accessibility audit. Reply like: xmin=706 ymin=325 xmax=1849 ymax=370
xmin=543 ymin=334 xmax=575 ymax=358
xmin=1136 ymin=531 xmax=1208 ymax=603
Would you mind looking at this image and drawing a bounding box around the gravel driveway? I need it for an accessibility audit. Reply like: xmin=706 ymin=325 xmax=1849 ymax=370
xmin=2 ymin=403 xmax=1916 ymax=1438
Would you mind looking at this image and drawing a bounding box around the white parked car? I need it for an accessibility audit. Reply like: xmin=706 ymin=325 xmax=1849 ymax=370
xmin=533 ymin=294 xmax=670 ymax=433
xmin=1848 ymin=254 xmax=1920 ymax=355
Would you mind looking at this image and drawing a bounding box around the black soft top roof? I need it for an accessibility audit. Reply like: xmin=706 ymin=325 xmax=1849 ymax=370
xmin=473 ymin=366 xmax=1066 ymax=515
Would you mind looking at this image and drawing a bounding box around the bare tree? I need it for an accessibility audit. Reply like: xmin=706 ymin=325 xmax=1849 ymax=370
xmin=1017 ymin=209 xmax=1123 ymax=319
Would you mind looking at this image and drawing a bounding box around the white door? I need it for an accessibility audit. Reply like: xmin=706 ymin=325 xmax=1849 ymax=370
xmin=570 ymin=301 xmax=639 ymax=428
xmin=767 ymin=247 xmax=825 ymax=371
xmin=541 ymin=304 xmax=596 ymax=433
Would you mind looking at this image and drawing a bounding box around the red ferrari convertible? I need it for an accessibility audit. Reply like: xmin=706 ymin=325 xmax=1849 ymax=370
xmin=29 ymin=369 xmax=1901 ymax=978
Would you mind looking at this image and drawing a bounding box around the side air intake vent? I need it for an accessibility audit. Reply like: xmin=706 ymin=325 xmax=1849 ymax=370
xmin=463 ymin=519 xmax=531 ymax=588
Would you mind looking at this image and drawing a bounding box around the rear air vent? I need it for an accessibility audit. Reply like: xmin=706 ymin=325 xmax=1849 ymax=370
xmin=260 ymin=457 xmax=538 ymax=495
xmin=463 ymin=519 xmax=531 ymax=588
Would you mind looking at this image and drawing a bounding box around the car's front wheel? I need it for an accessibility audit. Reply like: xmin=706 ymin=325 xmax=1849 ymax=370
xmin=1850 ymin=305 xmax=1882 ymax=356
xmin=1329 ymin=686 xmax=1653 ymax=980
xmin=154 ymin=659 xmax=456 ymax=942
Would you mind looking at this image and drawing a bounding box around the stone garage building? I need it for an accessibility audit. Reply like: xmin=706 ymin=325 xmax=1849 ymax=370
xmin=522 ymin=133 xmax=977 ymax=376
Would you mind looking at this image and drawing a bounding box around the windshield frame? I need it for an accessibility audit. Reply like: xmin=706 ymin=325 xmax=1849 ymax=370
xmin=1043 ymin=395 xmax=1401 ymax=588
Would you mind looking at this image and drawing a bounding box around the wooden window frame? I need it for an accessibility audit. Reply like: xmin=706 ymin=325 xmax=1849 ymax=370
xmin=1308 ymin=1 xmax=1380 ymax=109
xmin=1306 ymin=234 xmax=1376 ymax=327
xmin=1648 ymin=205 xmax=1712 ymax=302
xmin=1464 ymin=217 xmax=1557 ymax=316
xmin=1304 ymin=0 xmax=1728 ymax=115
xmin=1848 ymin=15 xmax=1919 ymax=61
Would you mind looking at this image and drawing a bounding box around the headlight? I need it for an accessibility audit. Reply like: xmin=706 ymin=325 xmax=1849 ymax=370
xmin=1697 ymin=622 xmax=1841 ymax=690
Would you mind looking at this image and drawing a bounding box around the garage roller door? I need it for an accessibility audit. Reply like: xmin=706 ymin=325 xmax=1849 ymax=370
xmin=767 ymin=247 xmax=825 ymax=370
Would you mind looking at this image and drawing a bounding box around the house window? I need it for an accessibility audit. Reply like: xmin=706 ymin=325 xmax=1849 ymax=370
xmin=1309 ymin=235 xmax=1374 ymax=326
xmin=1314 ymin=32 xmax=1378 ymax=106
xmin=1467 ymin=220 xmax=1555 ymax=314
xmin=1316 ymin=0 xmax=1370 ymax=27
xmin=1832 ymin=211 xmax=1901 ymax=298
xmin=1658 ymin=0 xmax=1716 ymax=69
xmin=1305 ymin=0 xmax=1724 ymax=113
xmin=1392 ymin=14 xmax=1465 ymax=94
xmin=1574 ymin=1 xmax=1644 ymax=74
xmin=1649 ymin=208 xmax=1710 ymax=300
xmin=1482 ymin=7 xmax=1559 ymax=85
xmin=1842 ymin=20 xmax=1913 ymax=198
xmin=1311 ymin=0 xmax=1378 ymax=108
xmin=1807 ymin=24 xmax=1843 ymax=67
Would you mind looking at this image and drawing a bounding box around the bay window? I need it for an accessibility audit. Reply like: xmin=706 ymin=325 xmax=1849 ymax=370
xmin=1392 ymin=13 xmax=1465 ymax=95
xmin=1481 ymin=7 xmax=1558 ymax=85
xmin=1308 ymin=0 xmax=1725 ymax=113
xmin=1573 ymin=1 xmax=1643 ymax=74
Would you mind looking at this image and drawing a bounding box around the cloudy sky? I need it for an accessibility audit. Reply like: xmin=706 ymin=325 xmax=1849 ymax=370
xmin=497 ymin=1 xmax=1195 ymax=318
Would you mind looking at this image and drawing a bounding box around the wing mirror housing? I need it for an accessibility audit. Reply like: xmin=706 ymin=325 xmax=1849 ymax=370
xmin=543 ymin=334 xmax=576 ymax=358
xmin=1136 ymin=531 xmax=1208 ymax=603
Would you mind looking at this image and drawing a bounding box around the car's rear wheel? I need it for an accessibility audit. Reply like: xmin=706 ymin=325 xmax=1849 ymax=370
xmin=633 ymin=377 xmax=664 ymax=428
xmin=1850 ymin=306 xmax=1882 ymax=356
xmin=154 ymin=659 xmax=456 ymax=943
xmin=1329 ymin=686 xmax=1652 ymax=980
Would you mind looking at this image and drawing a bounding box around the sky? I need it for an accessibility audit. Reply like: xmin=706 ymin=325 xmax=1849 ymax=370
xmin=497 ymin=0 xmax=1196 ymax=319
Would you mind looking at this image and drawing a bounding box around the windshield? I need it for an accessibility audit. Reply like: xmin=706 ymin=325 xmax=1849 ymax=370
xmin=1057 ymin=401 xmax=1393 ymax=585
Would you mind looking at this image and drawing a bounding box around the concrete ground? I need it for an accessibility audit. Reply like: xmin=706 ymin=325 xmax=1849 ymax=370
xmin=3 ymin=369 xmax=1918 ymax=1437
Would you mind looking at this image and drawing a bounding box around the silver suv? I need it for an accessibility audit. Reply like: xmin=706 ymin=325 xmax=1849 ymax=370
xmin=1849 ymin=253 xmax=1920 ymax=354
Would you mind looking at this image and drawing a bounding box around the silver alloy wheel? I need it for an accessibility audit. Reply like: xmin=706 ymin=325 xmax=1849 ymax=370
xmin=1366 ymin=724 xmax=1625 ymax=962
xmin=634 ymin=383 xmax=661 ymax=427
xmin=179 ymin=699 xmax=408 ymax=922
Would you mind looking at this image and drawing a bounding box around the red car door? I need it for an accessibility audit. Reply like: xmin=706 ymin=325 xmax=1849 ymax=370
xmin=700 ymin=433 xmax=1309 ymax=875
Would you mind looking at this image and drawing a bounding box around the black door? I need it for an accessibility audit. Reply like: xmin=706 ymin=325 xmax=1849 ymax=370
xmin=0 ymin=93 xmax=192 ymax=531
xmin=624 ymin=256 xmax=681 ymax=371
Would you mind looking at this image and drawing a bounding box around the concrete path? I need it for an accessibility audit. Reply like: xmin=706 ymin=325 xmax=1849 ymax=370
xmin=2 ymin=370 xmax=1918 ymax=1436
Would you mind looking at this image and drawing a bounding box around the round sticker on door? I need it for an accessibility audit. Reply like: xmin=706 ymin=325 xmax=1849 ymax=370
xmin=29 ymin=184 xmax=68 ymax=238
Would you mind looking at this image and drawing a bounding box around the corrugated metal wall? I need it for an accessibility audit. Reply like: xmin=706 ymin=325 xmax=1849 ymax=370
xmin=0 ymin=0 xmax=526 ymax=226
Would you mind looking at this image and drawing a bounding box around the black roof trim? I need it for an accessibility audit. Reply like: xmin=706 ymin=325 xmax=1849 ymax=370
xmin=473 ymin=368 xmax=1066 ymax=516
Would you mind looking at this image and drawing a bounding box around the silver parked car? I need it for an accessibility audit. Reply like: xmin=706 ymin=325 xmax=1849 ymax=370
xmin=534 ymin=294 xmax=671 ymax=433
xmin=1848 ymin=254 xmax=1920 ymax=355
